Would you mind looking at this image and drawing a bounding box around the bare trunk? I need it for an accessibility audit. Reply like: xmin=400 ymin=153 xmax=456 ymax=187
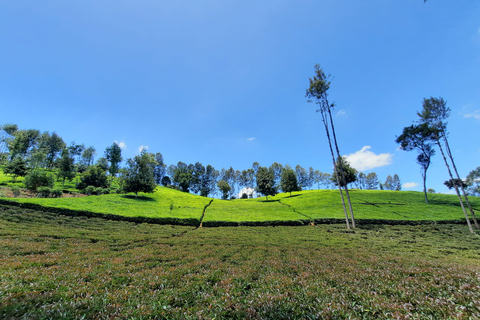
xmin=326 ymin=103 xmax=356 ymax=228
xmin=442 ymin=134 xmax=479 ymax=229
xmin=320 ymin=110 xmax=350 ymax=229
xmin=436 ymin=140 xmax=473 ymax=233
xmin=421 ymin=168 xmax=428 ymax=204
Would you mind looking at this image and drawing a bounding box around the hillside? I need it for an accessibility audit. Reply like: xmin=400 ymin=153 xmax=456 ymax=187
xmin=1 ymin=181 xmax=479 ymax=226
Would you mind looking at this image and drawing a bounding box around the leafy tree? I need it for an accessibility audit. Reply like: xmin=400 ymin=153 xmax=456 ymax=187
xmin=217 ymin=180 xmax=231 ymax=200
xmin=280 ymin=168 xmax=299 ymax=196
xmin=295 ymin=165 xmax=308 ymax=190
xmin=396 ymin=123 xmax=436 ymax=203
xmin=68 ymin=142 xmax=85 ymax=164
xmin=3 ymin=157 xmax=29 ymax=181
xmin=121 ymin=151 xmax=157 ymax=198
xmin=306 ymin=64 xmax=355 ymax=228
xmin=8 ymin=129 xmax=40 ymax=160
xmin=256 ymin=166 xmax=276 ymax=200
xmin=465 ymin=167 xmax=480 ymax=197
xmin=355 ymin=172 xmax=367 ymax=190
xmin=427 ymin=188 xmax=436 ymax=193
xmin=269 ymin=162 xmax=284 ymax=187
xmin=444 ymin=179 xmax=468 ymax=190
xmin=81 ymin=146 xmax=96 ymax=166
xmin=0 ymin=123 xmax=18 ymax=155
xmin=105 ymin=142 xmax=123 ymax=177
xmin=200 ymin=164 xmax=217 ymax=197
xmin=331 ymin=157 xmax=357 ymax=188
xmin=418 ymin=97 xmax=478 ymax=231
xmin=96 ymin=157 xmax=109 ymax=171
xmin=77 ymin=166 xmax=109 ymax=189
xmin=173 ymin=162 xmax=193 ymax=192
xmin=36 ymin=132 xmax=66 ymax=169
xmin=392 ymin=174 xmax=402 ymax=191
xmin=57 ymin=149 xmax=76 ymax=187
xmin=365 ymin=172 xmax=379 ymax=190
xmin=153 ymin=153 xmax=166 ymax=185
xmin=161 ymin=176 xmax=171 ymax=186
xmin=384 ymin=175 xmax=394 ymax=190
xmin=221 ymin=167 xmax=237 ymax=199
xmin=24 ymin=169 xmax=55 ymax=191
xmin=190 ymin=162 xmax=205 ymax=194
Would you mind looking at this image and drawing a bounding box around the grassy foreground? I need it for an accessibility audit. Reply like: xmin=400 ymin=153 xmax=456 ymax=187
xmin=1 ymin=205 xmax=480 ymax=319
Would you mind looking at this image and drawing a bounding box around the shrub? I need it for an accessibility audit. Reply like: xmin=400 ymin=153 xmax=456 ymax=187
xmin=24 ymin=169 xmax=55 ymax=191
xmin=241 ymin=193 xmax=248 ymax=199
xmin=11 ymin=186 xmax=21 ymax=197
xmin=37 ymin=187 xmax=52 ymax=198
xmin=101 ymin=188 xmax=110 ymax=195
xmin=94 ymin=187 xmax=103 ymax=195
xmin=51 ymin=188 xmax=63 ymax=198
xmin=82 ymin=186 xmax=95 ymax=195
xmin=79 ymin=166 xmax=109 ymax=188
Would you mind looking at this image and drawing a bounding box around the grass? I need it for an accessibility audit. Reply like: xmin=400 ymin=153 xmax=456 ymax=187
xmin=1 ymin=204 xmax=479 ymax=319
xmin=2 ymin=169 xmax=479 ymax=225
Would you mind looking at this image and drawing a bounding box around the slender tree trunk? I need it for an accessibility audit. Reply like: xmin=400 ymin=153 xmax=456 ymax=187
xmin=442 ymin=134 xmax=479 ymax=229
xmin=320 ymin=110 xmax=350 ymax=229
xmin=436 ymin=140 xmax=473 ymax=233
xmin=421 ymin=168 xmax=428 ymax=204
xmin=326 ymin=102 xmax=356 ymax=228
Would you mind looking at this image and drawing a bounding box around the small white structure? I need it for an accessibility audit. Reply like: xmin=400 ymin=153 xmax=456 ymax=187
xmin=238 ymin=187 xmax=257 ymax=199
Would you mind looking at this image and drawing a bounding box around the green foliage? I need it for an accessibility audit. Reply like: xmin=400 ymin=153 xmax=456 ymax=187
xmin=256 ymin=167 xmax=276 ymax=200
xmin=444 ymin=178 xmax=468 ymax=190
xmin=24 ymin=169 xmax=55 ymax=191
xmin=36 ymin=131 xmax=66 ymax=169
xmin=51 ymin=188 xmax=63 ymax=198
xmin=57 ymin=148 xmax=76 ymax=186
xmin=121 ymin=151 xmax=157 ymax=197
xmin=10 ymin=185 xmax=21 ymax=197
xmin=2 ymin=157 xmax=29 ymax=181
xmin=217 ymin=180 xmax=231 ymax=200
xmin=280 ymin=168 xmax=299 ymax=195
xmin=331 ymin=157 xmax=357 ymax=187
xmin=37 ymin=186 xmax=52 ymax=198
xmin=466 ymin=166 xmax=480 ymax=197
xmin=0 ymin=205 xmax=479 ymax=319
xmin=172 ymin=162 xmax=193 ymax=193
xmin=105 ymin=143 xmax=123 ymax=177
xmin=78 ymin=166 xmax=108 ymax=189
xmin=7 ymin=129 xmax=40 ymax=160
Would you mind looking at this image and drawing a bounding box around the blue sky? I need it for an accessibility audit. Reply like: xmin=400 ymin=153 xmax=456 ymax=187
xmin=1 ymin=0 xmax=479 ymax=194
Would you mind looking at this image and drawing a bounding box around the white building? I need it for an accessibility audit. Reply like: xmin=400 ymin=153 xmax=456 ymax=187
xmin=238 ymin=187 xmax=257 ymax=199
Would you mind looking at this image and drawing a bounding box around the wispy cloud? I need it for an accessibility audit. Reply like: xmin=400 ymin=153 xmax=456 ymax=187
xmin=138 ymin=145 xmax=149 ymax=152
xmin=337 ymin=109 xmax=346 ymax=116
xmin=114 ymin=140 xmax=127 ymax=149
xmin=344 ymin=146 xmax=393 ymax=171
xmin=464 ymin=110 xmax=480 ymax=120
xmin=403 ymin=182 xmax=418 ymax=189
xmin=246 ymin=137 xmax=255 ymax=141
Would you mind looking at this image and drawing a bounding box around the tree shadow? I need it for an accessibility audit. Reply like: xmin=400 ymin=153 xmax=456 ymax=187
xmin=121 ymin=195 xmax=156 ymax=202
xmin=284 ymin=194 xmax=302 ymax=199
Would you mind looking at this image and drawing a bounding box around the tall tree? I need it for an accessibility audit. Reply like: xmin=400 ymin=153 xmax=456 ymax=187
xmin=36 ymin=132 xmax=66 ymax=169
xmin=365 ymin=172 xmax=379 ymax=190
xmin=269 ymin=162 xmax=284 ymax=187
xmin=256 ymin=166 xmax=276 ymax=200
xmin=173 ymin=162 xmax=193 ymax=192
xmin=465 ymin=167 xmax=480 ymax=197
xmin=306 ymin=64 xmax=355 ymax=228
xmin=331 ymin=157 xmax=357 ymax=188
xmin=153 ymin=153 xmax=167 ymax=185
xmin=81 ymin=146 xmax=96 ymax=167
xmin=57 ymin=148 xmax=76 ymax=187
xmin=384 ymin=175 xmax=394 ymax=190
xmin=396 ymin=123 xmax=436 ymax=203
xmin=2 ymin=157 xmax=28 ymax=181
xmin=105 ymin=142 xmax=123 ymax=177
xmin=121 ymin=151 xmax=157 ymax=198
xmin=280 ymin=167 xmax=299 ymax=196
xmin=217 ymin=180 xmax=231 ymax=200
xmin=8 ymin=129 xmax=40 ymax=160
xmin=295 ymin=165 xmax=308 ymax=190
xmin=392 ymin=174 xmax=402 ymax=191
xmin=418 ymin=97 xmax=478 ymax=231
xmin=356 ymin=172 xmax=367 ymax=190
xmin=0 ymin=123 xmax=18 ymax=155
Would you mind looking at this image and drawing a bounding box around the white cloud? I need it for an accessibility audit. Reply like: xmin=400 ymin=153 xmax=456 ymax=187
xmin=337 ymin=109 xmax=346 ymax=116
xmin=403 ymin=182 xmax=418 ymax=189
xmin=344 ymin=146 xmax=393 ymax=171
xmin=114 ymin=140 xmax=127 ymax=149
xmin=138 ymin=145 xmax=149 ymax=152
xmin=246 ymin=137 xmax=255 ymax=141
xmin=464 ymin=110 xmax=480 ymax=120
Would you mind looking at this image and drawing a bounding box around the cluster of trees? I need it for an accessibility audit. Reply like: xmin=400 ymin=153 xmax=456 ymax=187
xmin=0 ymin=123 xmax=405 ymax=201
xmin=396 ymin=97 xmax=479 ymax=233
